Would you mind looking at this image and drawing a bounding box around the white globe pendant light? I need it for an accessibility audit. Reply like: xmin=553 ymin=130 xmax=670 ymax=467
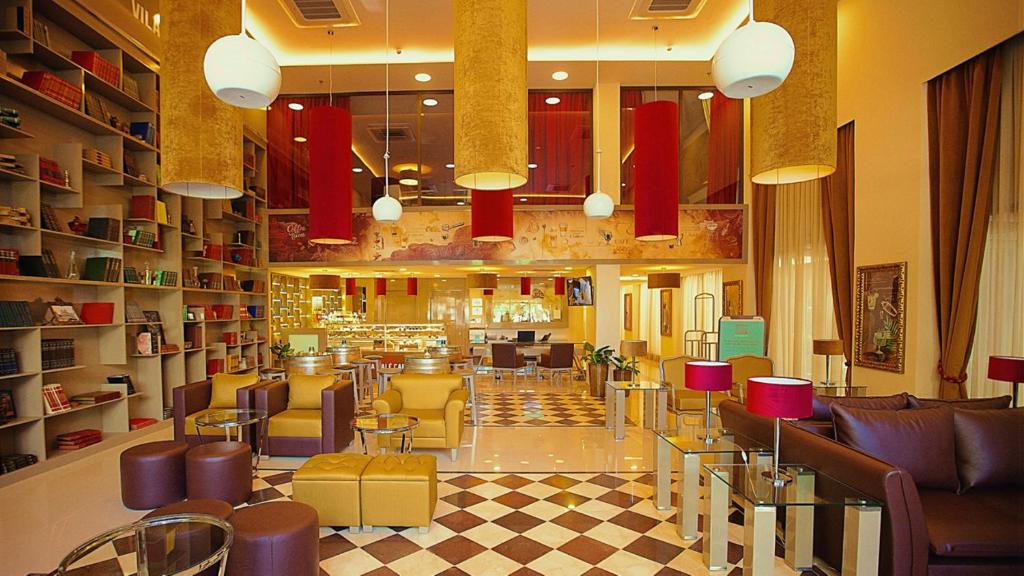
xmin=373 ymin=0 xmax=402 ymax=224
xmin=584 ymin=189 xmax=613 ymax=219
xmin=711 ymin=0 xmax=794 ymax=99
xmin=204 ymin=0 xmax=281 ymax=109
xmin=585 ymin=0 xmax=614 ymax=220
xmin=373 ymin=190 xmax=403 ymax=222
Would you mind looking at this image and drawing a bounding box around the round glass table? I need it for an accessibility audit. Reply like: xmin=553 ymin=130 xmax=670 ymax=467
xmin=352 ymin=413 xmax=419 ymax=454
xmin=57 ymin=513 xmax=232 ymax=575
xmin=194 ymin=408 xmax=268 ymax=473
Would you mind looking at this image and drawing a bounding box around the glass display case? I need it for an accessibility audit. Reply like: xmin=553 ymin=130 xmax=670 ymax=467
xmin=325 ymin=322 xmax=447 ymax=351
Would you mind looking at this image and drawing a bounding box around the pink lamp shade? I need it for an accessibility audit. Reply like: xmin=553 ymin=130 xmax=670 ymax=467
xmin=746 ymin=377 xmax=813 ymax=419
xmin=685 ymin=361 xmax=733 ymax=392
xmin=988 ymin=356 xmax=1024 ymax=382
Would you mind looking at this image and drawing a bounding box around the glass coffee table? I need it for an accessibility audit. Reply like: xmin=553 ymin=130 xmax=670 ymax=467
xmin=194 ymin=408 xmax=268 ymax=473
xmin=57 ymin=513 xmax=232 ymax=575
xmin=702 ymin=463 xmax=882 ymax=574
xmin=352 ymin=413 xmax=419 ymax=454
xmin=653 ymin=427 xmax=770 ymax=540
xmin=605 ymin=380 xmax=667 ymax=440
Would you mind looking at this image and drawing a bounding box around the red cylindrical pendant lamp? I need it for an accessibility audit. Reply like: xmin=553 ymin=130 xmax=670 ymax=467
xmin=345 ymin=278 xmax=357 ymax=295
xmin=407 ymin=278 xmax=418 ymax=296
xmin=308 ymin=106 xmax=354 ymax=244
xmin=554 ymin=276 xmax=566 ymax=295
xmin=635 ymin=100 xmax=679 ymax=241
xmin=472 ymin=189 xmax=514 ymax=242
xmin=375 ymin=278 xmax=387 ymax=297
xmin=483 ymin=288 xmax=494 ymax=296
xmin=520 ymin=277 xmax=532 ymax=296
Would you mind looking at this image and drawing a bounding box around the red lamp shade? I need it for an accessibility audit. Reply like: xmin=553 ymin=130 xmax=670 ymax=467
xmin=554 ymin=276 xmax=566 ymax=296
xmin=472 ymin=189 xmax=514 ymax=242
xmin=685 ymin=361 xmax=733 ymax=392
xmin=374 ymin=278 xmax=387 ymax=297
xmin=634 ymin=100 xmax=679 ymax=241
xmin=345 ymin=278 xmax=357 ymax=295
xmin=407 ymin=278 xmax=418 ymax=296
xmin=520 ymin=277 xmax=532 ymax=296
xmin=483 ymin=288 xmax=494 ymax=296
xmin=746 ymin=377 xmax=813 ymax=419
xmin=308 ymin=106 xmax=353 ymax=244
xmin=988 ymin=356 xmax=1024 ymax=382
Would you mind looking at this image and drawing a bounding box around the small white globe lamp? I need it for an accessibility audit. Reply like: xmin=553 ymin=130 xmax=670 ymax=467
xmin=584 ymin=190 xmax=614 ymax=219
xmin=204 ymin=33 xmax=281 ymax=109
xmin=712 ymin=7 xmax=794 ymax=99
xmin=372 ymin=194 xmax=403 ymax=223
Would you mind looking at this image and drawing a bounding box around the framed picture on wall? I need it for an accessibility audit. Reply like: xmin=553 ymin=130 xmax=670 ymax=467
xmin=660 ymin=289 xmax=672 ymax=337
xmin=723 ymin=280 xmax=743 ymax=316
xmin=854 ymin=262 xmax=907 ymax=373
xmin=623 ymin=293 xmax=633 ymax=331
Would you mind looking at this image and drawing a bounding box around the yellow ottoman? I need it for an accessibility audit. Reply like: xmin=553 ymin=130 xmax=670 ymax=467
xmin=291 ymin=454 xmax=372 ymax=531
xmin=360 ymin=454 xmax=437 ymax=533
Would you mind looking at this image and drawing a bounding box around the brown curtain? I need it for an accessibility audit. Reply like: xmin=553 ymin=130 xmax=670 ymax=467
xmin=752 ymin=183 xmax=776 ymax=348
xmin=821 ymin=123 xmax=855 ymax=383
xmin=928 ymin=48 xmax=1004 ymax=399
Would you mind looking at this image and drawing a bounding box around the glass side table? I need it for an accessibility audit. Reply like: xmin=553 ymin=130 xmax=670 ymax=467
xmin=653 ymin=427 xmax=771 ymax=541
xmin=703 ymin=463 xmax=882 ymax=575
xmin=194 ymin=408 xmax=268 ymax=474
xmin=57 ymin=513 xmax=232 ymax=575
xmin=352 ymin=413 xmax=419 ymax=454
xmin=605 ymin=380 xmax=667 ymax=440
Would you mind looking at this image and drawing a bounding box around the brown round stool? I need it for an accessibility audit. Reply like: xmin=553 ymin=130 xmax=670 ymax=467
xmin=143 ymin=499 xmax=235 ymax=576
xmin=120 ymin=441 xmax=189 ymax=510
xmin=227 ymin=501 xmax=319 ymax=576
xmin=186 ymin=442 xmax=253 ymax=506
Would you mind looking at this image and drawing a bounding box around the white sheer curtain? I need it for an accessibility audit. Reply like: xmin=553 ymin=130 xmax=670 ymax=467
xmin=967 ymin=38 xmax=1023 ymax=401
xmin=679 ymin=269 xmax=723 ymax=358
xmin=768 ymin=180 xmax=837 ymax=381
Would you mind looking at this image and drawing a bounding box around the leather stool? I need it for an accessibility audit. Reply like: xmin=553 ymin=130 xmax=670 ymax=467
xmin=120 ymin=441 xmax=189 ymax=510
xmin=143 ymin=499 xmax=235 ymax=576
xmin=227 ymin=501 xmax=319 ymax=576
xmin=291 ymin=454 xmax=372 ymax=532
xmin=360 ymin=454 xmax=438 ymax=532
xmin=186 ymin=442 xmax=252 ymax=506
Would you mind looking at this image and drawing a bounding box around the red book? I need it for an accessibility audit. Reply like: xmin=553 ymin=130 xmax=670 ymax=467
xmin=129 ymin=418 xmax=158 ymax=430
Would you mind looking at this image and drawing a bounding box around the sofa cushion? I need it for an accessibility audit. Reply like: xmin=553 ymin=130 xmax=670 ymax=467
xmin=832 ymin=404 xmax=959 ymax=491
xmin=908 ymin=395 xmax=1012 ymax=410
xmin=209 ymin=373 xmax=259 ymax=409
xmin=918 ymin=489 xmax=1024 ymax=557
xmin=811 ymin=392 xmax=908 ymax=421
xmin=288 ymin=374 xmax=335 ymax=410
xmin=399 ymin=408 xmax=447 ymax=438
xmin=792 ymin=419 xmax=834 ymax=438
xmin=268 ymin=409 xmax=322 ymax=438
xmin=954 ymin=408 xmax=1023 ymax=491
xmin=392 ymin=374 xmax=463 ymax=410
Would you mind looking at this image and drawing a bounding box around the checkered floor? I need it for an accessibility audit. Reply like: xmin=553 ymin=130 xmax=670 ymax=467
xmin=472 ymin=392 xmax=609 ymax=427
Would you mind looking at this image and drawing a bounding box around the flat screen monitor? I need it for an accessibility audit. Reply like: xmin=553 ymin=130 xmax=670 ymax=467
xmin=567 ymin=276 xmax=594 ymax=306
xmin=517 ymin=330 xmax=536 ymax=343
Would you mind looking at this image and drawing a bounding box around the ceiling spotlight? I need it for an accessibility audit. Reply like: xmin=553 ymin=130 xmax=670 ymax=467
xmin=698 ymin=91 xmax=714 ymax=100
xmin=551 ymin=71 xmax=569 ymax=81
xmin=414 ymin=72 xmax=432 ymax=82
xmin=287 ymin=102 xmax=304 ymax=111
xmin=445 ymin=163 xmax=455 ymax=169
xmin=456 ymin=200 xmax=465 ymax=206
xmin=352 ymin=167 xmax=363 ymax=173
xmin=422 ymin=98 xmax=438 ymax=107
xmin=519 ymin=197 xmax=528 ymax=202
xmin=545 ymin=96 xmax=561 ymax=105
xmin=527 ymin=163 xmax=538 ymax=169
xmin=293 ymin=136 xmax=307 ymax=143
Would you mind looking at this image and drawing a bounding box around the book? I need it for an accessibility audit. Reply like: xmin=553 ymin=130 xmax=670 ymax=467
xmin=83 ymin=257 xmax=121 ymax=282
xmin=86 ymin=217 xmax=120 ymax=241
xmin=106 ymin=373 xmax=136 ymax=396
xmin=69 ymin=391 xmax=121 ymax=404
xmin=40 ymin=203 xmax=62 ymax=231
xmin=130 ymin=418 xmax=157 ymax=430
xmin=0 ymin=389 xmax=15 ymax=422
xmin=124 ymin=300 xmax=145 ymax=323
xmin=41 ymin=338 xmax=74 ymax=370
xmin=41 ymin=383 xmax=72 ymax=414
xmin=0 ymin=347 xmax=18 ymax=376
xmin=0 ymin=301 xmax=34 ymax=327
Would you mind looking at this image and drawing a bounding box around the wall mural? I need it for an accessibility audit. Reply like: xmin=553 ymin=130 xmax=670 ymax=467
xmin=269 ymin=207 xmax=745 ymax=264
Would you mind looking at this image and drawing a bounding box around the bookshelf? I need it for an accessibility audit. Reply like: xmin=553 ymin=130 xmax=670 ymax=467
xmin=0 ymin=0 xmax=269 ymax=478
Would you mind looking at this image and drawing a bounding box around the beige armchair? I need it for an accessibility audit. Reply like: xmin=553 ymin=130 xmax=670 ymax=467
xmin=660 ymin=355 xmax=731 ymax=430
xmin=372 ymin=374 xmax=467 ymax=461
xmin=726 ymin=355 xmax=774 ymax=402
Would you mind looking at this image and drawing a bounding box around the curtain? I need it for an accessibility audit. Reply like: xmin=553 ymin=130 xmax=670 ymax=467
xmin=267 ymin=95 xmax=341 ymax=209
xmin=821 ymin=123 xmax=856 ymax=383
xmin=967 ymin=38 xmax=1023 ymax=401
xmin=768 ymin=180 xmax=837 ymax=381
xmin=928 ymin=48 xmax=1004 ymax=398
xmin=707 ymin=92 xmax=743 ymax=204
xmin=680 ymin=269 xmax=723 ymax=359
xmin=752 ymin=183 xmax=776 ymax=344
xmin=518 ymin=91 xmax=592 ymax=205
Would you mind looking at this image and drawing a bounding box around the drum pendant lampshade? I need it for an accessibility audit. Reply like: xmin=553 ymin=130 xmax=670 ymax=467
xmin=472 ymin=189 xmax=514 ymax=242
xmin=375 ymin=278 xmax=387 ymax=297
xmin=407 ymin=278 xmax=418 ymax=296
xmin=483 ymin=288 xmax=494 ymax=296
xmin=309 ymin=274 xmax=341 ymax=291
xmin=162 ymin=0 xmax=244 ymax=199
xmin=647 ymin=272 xmax=680 ymax=289
xmin=467 ymin=273 xmax=498 ymax=290
xmin=454 ymin=0 xmax=528 ymax=190
xmin=554 ymin=277 xmax=566 ymax=296
xmin=751 ymin=0 xmax=837 ymax=185
xmin=635 ymin=101 xmax=679 ymax=241
xmin=345 ymin=278 xmax=357 ymax=295
xmin=520 ymin=277 xmax=532 ymax=296
xmin=309 ymin=106 xmax=353 ymax=244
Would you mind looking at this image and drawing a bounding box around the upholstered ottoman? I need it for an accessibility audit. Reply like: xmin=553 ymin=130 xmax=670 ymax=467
xmin=291 ymin=453 xmax=372 ymax=531
xmin=185 ymin=442 xmax=253 ymax=506
xmin=360 ymin=454 xmax=437 ymax=532
xmin=120 ymin=441 xmax=189 ymax=510
xmin=227 ymin=501 xmax=319 ymax=576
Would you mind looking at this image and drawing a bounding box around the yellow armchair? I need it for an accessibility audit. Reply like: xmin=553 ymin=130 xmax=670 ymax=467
xmin=660 ymin=355 xmax=731 ymax=429
xmin=173 ymin=373 xmax=264 ymax=445
xmin=372 ymin=374 xmax=467 ymax=461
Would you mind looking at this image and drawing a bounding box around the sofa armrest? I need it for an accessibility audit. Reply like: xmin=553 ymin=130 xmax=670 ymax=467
xmin=173 ymin=380 xmax=211 ymax=442
xmin=373 ymin=390 xmax=402 ymax=414
xmin=322 ymin=380 xmax=355 ymax=452
xmin=236 ymin=379 xmax=269 ymax=410
xmin=255 ymin=380 xmax=289 ymax=418
xmin=445 ymin=388 xmax=469 ymax=449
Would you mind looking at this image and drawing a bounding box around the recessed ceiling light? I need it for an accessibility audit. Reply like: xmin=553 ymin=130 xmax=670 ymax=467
xmin=414 ymin=72 xmax=432 ymax=82
xmin=519 ymin=197 xmax=528 ymax=202
xmin=433 ymin=274 xmax=440 ymax=277
xmin=545 ymin=96 xmax=561 ymax=105
xmin=564 ymin=267 xmax=572 ymax=270
xmin=456 ymin=201 xmax=465 ymax=206
xmin=698 ymin=91 xmax=715 ymax=100
xmin=527 ymin=163 xmax=538 ymax=169
xmin=445 ymin=163 xmax=455 ymax=169
xmin=422 ymin=98 xmax=438 ymax=107
xmin=399 ymin=268 xmax=407 ymax=272
xmin=293 ymin=136 xmax=307 ymax=143
xmin=352 ymin=167 xmax=363 ymax=173
xmin=398 ymin=178 xmax=418 ymax=186
xmin=551 ymin=71 xmax=569 ymax=81
xmin=287 ymin=102 xmax=304 ymax=111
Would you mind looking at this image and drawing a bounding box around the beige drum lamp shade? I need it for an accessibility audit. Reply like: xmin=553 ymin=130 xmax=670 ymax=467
xmin=812 ymin=339 xmax=843 ymax=356
xmin=161 ymin=0 xmax=244 ymax=199
xmin=453 ymin=0 xmax=528 ymax=190
xmin=466 ymin=273 xmax=498 ymax=290
xmin=750 ymin=0 xmax=836 ymax=185
xmin=620 ymin=339 xmax=648 ymax=358
xmin=647 ymin=272 xmax=681 ymax=289
xmin=309 ymin=274 xmax=342 ymax=291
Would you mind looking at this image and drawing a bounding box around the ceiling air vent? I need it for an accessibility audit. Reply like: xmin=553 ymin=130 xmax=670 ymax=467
xmin=367 ymin=124 xmax=416 ymax=144
xmin=628 ymin=0 xmax=707 ymax=20
xmin=278 ymin=0 xmax=361 ymax=28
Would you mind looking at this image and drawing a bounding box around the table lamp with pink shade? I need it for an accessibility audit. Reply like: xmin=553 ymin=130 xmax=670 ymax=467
xmin=685 ymin=361 xmax=732 ymax=443
xmin=988 ymin=355 xmax=1024 ymax=407
xmin=746 ymin=376 xmax=813 ymax=486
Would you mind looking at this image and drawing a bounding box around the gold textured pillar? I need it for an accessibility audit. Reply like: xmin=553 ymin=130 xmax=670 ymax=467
xmin=751 ymin=0 xmax=836 ymax=185
xmin=161 ymin=0 xmax=244 ymax=198
xmin=453 ymin=0 xmax=528 ymax=190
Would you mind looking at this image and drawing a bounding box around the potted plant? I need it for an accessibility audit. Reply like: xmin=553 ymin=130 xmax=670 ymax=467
xmin=610 ymin=355 xmax=639 ymax=382
xmin=583 ymin=341 xmax=613 ymax=397
xmin=270 ymin=341 xmax=293 ymax=368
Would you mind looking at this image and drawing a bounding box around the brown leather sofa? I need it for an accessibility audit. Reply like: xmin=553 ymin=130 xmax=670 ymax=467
xmin=173 ymin=374 xmax=266 ymax=445
xmin=720 ymin=398 xmax=1023 ymax=576
xmin=255 ymin=374 xmax=355 ymax=456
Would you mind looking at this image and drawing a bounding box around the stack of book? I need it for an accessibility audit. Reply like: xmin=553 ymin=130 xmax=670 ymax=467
xmin=129 ymin=418 xmax=158 ymax=430
xmin=54 ymin=429 xmax=102 ymax=451
xmin=69 ymin=390 xmax=121 ymax=405
xmin=82 ymin=147 xmax=112 ymax=169
xmin=0 ymin=106 xmax=21 ymax=129
xmin=86 ymin=217 xmax=120 ymax=242
xmin=0 ymin=153 xmax=24 ymax=174
xmin=0 ymin=454 xmax=37 ymax=475
xmin=38 ymin=156 xmax=64 ymax=186
xmin=41 ymin=383 xmax=71 ymax=414
xmin=40 ymin=204 xmax=61 ymax=231
xmin=18 ymin=249 xmax=62 ymax=278
xmin=241 ymin=280 xmax=266 ymax=294
xmin=223 ymin=275 xmax=241 ymax=291
xmin=106 ymin=374 xmax=136 ymax=395
xmin=124 ymin=227 xmax=156 ymax=248
xmin=0 ymin=204 xmax=31 ymax=227
xmin=21 ymin=71 xmax=82 ymax=110
xmin=130 ymin=195 xmax=155 ymax=220
xmin=0 ymin=248 xmax=18 ymax=275
xmin=0 ymin=301 xmax=33 ymax=327
xmin=0 ymin=347 xmax=18 ymax=375
xmin=41 ymin=339 xmax=75 ymax=370
xmin=82 ymin=257 xmax=122 ymax=283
